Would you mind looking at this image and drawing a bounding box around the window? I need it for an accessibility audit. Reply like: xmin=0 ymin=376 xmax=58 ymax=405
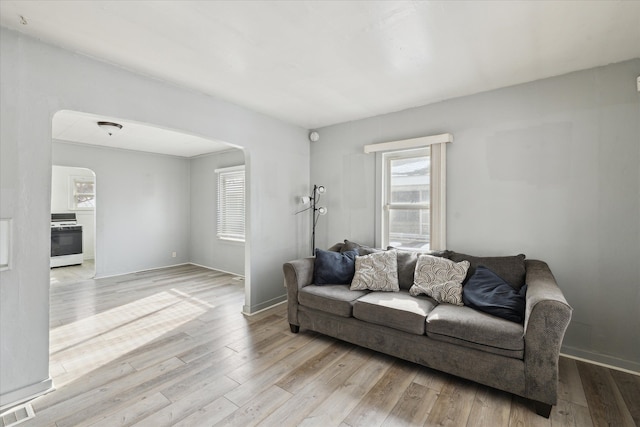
xmin=70 ymin=176 xmax=95 ymax=210
xmin=216 ymin=165 xmax=245 ymax=242
xmin=383 ymin=148 xmax=430 ymax=250
xmin=367 ymin=134 xmax=450 ymax=251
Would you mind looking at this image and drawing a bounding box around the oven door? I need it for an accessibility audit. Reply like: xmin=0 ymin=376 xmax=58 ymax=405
xmin=51 ymin=226 xmax=83 ymax=257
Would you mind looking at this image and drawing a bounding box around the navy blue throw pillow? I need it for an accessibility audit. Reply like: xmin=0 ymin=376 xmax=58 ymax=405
xmin=314 ymin=249 xmax=358 ymax=285
xmin=462 ymin=266 xmax=527 ymax=323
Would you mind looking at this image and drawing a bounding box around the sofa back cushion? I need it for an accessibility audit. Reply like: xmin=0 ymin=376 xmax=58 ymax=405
xmin=341 ymin=239 xmax=383 ymax=255
xmin=445 ymin=251 xmax=526 ymax=290
xmin=390 ymin=248 xmax=447 ymax=290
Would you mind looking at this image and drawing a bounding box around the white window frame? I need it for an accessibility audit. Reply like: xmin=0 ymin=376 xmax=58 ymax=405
xmin=369 ymin=134 xmax=450 ymax=251
xmin=0 ymin=218 xmax=12 ymax=271
xmin=69 ymin=175 xmax=95 ymax=211
xmin=216 ymin=165 xmax=246 ymax=242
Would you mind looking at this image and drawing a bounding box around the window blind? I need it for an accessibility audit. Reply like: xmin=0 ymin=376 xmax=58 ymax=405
xmin=216 ymin=165 xmax=245 ymax=242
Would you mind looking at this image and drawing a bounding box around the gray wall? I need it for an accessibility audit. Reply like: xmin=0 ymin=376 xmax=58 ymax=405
xmin=190 ymin=150 xmax=246 ymax=275
xmin=312 ymin=59 xmax=640 ymax=371
xmin=0 ymin=27 xmax=309 ymax=408
xmin=52 ymin=142 xmax=191 ymax=277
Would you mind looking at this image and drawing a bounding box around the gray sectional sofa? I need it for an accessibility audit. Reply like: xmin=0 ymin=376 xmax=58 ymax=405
xmin=283 ymin=243 xmax=572 ymax=418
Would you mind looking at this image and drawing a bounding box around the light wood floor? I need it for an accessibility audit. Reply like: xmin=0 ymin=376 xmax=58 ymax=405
xmin=13 ymin=265 xmax=639 ymax=426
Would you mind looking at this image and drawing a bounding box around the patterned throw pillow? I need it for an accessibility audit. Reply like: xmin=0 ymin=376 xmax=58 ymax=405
xmin=409 ymin=255 xmax=470 ymax=305
xmin=350 ymin=250 xmax=399 ymax=292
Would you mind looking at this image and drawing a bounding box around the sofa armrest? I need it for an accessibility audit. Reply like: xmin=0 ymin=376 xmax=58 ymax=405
xmin=523 ymin=259 xmax=572 ymax=405
xmin=283 ymin=257 xmax=315 ymax=327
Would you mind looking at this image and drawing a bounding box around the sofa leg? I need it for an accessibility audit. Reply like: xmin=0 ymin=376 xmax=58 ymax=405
xmin=289 ymin=324 xmax=300 ymax=333
xmin=534 ymin=401 xmax=552 ymax=418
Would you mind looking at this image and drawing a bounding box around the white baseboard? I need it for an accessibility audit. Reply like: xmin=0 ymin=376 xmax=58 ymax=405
xmin=243 ymin=295 xmax=287 ymax=316
xmin=0 ymin=377 xmax=54 ymax=412
xmin=187 ymin=262 xmax=244 ymax=278
xmin=561 ymin=348 xmax=640 ymax=376
xmin=242 ymin=300 xmax=287 ymax=316
xmin=93 ymin=262 xmax=190 ymax=280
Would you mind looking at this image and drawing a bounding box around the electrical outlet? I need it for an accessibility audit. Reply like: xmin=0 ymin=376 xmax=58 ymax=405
xmin=171 ymin=251 xmax=177 ymax=258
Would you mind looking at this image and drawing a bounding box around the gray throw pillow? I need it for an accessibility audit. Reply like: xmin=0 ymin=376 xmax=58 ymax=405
xmin=350 ymin=250 xmax=399 ymax=292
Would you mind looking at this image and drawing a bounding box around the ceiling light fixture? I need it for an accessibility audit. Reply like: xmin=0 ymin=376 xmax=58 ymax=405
xmin=97 ymin=121 xmax=123 ymax=136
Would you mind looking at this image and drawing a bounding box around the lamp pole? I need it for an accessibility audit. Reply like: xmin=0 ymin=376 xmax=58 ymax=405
xmin=295 ymin=185 xmax=326 ymax=256
xmin=311 ymin=185 xmax=318 ymax=255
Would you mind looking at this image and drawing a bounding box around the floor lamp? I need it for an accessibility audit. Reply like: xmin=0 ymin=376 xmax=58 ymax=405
xmin=297 ymin=185 xmax=327 ymax=255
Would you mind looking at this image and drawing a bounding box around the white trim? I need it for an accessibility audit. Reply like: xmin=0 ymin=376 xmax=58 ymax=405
xmin=0 ymin=218 xmax=13 ymax=271
xmin=560 ymin=352 xmax=640 ymax=376
xmin=242 ymin=300 xmax=287 ymax=317
xmin=364 ymin=133 xmax=453 ymax=154
xmin=0 ymin=378 xmax=54 ymax=412
xmin=377 ymin=145 xmax=446 ymax=251
xmin=214 ymin=165 xmax=245 ymax=174
xmin=188 ymin=262 xmax=244 ymax=278
xmin=430 ymin=143 xmax=447 ymax=250
xmin=93 ymin=262 xmax=190 ymax=279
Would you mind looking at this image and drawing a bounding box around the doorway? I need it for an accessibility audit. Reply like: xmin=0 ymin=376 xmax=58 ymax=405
xmin=50 ymin=165 xmax=96 ymax=283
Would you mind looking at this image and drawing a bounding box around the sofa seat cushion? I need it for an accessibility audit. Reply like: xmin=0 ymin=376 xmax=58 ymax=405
xmin=353 ymin=291 xmax=437 ymax=335
xmin=299 ymin=285 xmax=369 ymax=318
xmin=426 ymin=304 xmax=524 ymax=359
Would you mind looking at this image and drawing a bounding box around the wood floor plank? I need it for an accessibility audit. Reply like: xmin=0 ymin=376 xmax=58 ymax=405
xmin=577 ymin=360 xmax=636 ymax=427
xmin=35 ymin=357 xmax=186 ymax=426
xmin=87 ymin=391 xmax=171 ymax=427
xmin=424 ymin=377 xmax=477 ymax=426
xmin=224 ymin=336 xmax=335 ymax=407
xmin=224 ymin=332 xmax=323 ymax=386
xmin=412 ymin=365 xmax=448 ymax=392
xmin=380 ymin=381 xmax=438 ymax=427
xmin=171 ymin=396 xmax=239 ymax=427
xmin=298 ymin=353 xmax=392 ymax=427
xmin=609 ymin=369 xmax=640 ymax=426
xmin=465 ymin=385 xmax=512 ymax=427
xmin=213 ymin=385 xmax=292 ymax=427
xmin=342 ymin=359 xmax=418 ymax=427
xmin=32 ymin=362 xmax=135 ymax=411
xmin=508 ymin=396 xmax=550 ymax=427
xmin=158 ymin=347 xmax=240 ymax=403
xmin=129 ymin=375 xmax=239 ymax=426
xmin=558 ymin=357 xmax=589 ymax=407
xmin=550 ymin=398 xmax=594 ymax=427
xmin=259 ymin=346 xmax=369 ymax=426
xmin=275 ymin=341 xmax=349 ymax=393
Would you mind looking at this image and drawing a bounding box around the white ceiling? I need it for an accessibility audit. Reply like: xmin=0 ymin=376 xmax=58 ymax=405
xmin=52 ymin=111 xmax=233 ymax=158
xmin=2 ymin=1 xmax=640 ymax=145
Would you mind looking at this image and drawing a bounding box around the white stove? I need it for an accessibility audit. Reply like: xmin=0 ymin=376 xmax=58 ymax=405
xmin=51 ymin=213 xmax=83 ymax=268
